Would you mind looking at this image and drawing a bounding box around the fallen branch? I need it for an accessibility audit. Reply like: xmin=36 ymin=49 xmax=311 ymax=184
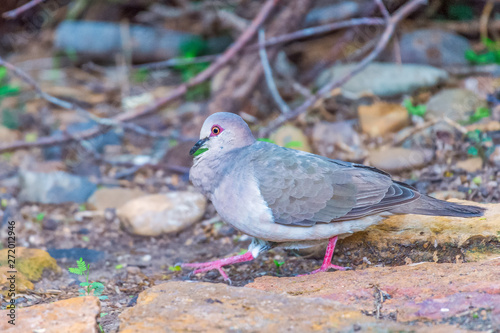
xmin=260 ymin=0 xmax=427 ymax=137
xmin=0 ymin=0 xmax=279 ymax=153
xmin=2 ymin=0 xmax=48 ymax=19
xmin=258 ymin=29 xmax=290 ymax=114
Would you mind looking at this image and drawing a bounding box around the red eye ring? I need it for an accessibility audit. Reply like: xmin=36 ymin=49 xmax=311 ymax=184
xmin=210 ymin=125 xmax=223 ymax=136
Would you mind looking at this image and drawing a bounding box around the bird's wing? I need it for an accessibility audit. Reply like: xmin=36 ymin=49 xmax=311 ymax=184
xmin=251 ymin=142 xmax=419 ymax=226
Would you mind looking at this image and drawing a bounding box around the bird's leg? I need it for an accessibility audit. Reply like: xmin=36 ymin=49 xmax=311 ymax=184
xmin=181 ymin=252 xmax=255 ymax=282
xmin=299 ymin=236 xmax=349 ymax=276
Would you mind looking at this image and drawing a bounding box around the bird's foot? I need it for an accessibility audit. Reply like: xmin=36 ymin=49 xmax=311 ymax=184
xmin=181 ymin=252 xmax=254 ymax=283
xmin=298 ymin=263 xmax=350 ymax=276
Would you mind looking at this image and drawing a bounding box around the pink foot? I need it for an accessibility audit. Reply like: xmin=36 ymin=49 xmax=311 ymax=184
xmin=181 ymin=252 xmax=254 ymax=282
xmin=298 ymin=236 xmax=350 ymax=276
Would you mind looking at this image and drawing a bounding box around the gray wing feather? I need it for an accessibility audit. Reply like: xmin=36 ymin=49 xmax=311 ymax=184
xmin=251 ymin=142 xmax=419 ymax=226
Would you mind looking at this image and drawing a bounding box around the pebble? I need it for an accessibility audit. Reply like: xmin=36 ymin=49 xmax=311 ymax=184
xmin=117 ymin=192 xmax=207 ymax=236
xmin=369 ymin=147 xmax=434 ymax=173
xmin=316 ymin=62 xmax=449 ymax=97
xmin=426 ymin=88 xmax=487 ymax=122
xmin=87 ymin=187 xmax=147 ymax=211
xmin=18 ymin=170 xmax=97 ymax=204
xmin=455 ymin=157 xmax=483 ymax=173
xmin=398 ymin=29 xmax=471 ymax=66
xmin=358 ymin=101 xmax=409 ymax=137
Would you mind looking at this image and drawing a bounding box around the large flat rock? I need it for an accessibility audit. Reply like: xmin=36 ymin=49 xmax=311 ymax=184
xmin=118 ymin=281 xmax=463 ymax=332
xmin=0 ymin=296 xmax=101 ymax=333
xmin=248 ymin=259 xmax=500 ymax=326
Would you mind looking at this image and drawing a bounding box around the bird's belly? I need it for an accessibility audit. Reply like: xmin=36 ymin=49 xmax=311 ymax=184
xmin=212 ymin=174 xmax=391 ymax=242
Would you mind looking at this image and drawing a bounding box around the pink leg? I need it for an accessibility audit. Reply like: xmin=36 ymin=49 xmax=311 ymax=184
xmin=298 ymin=236 xmax=349 ymax=276
xmin=181 ymin=252 xmax=254 ymax=282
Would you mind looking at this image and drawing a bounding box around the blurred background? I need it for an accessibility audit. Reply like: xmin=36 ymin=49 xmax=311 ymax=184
xmin=0 ymin=0 xmax=500 ymax=331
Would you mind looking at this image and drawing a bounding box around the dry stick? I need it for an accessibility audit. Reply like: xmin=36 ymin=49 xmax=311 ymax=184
xmin=135 ymin=17 xmax=386 ymax=71
xmin=258 ymin=29 xmax=290 ymax=114
xmin=2 ymin=0 xmax=48 ymax=19
xmin=0 ymin=56 xmax=162 ymax=138
xmin=0 ymin=0 xmax=279 ymax=153
xmin=260 ymin=0 xmax=427 ymax=137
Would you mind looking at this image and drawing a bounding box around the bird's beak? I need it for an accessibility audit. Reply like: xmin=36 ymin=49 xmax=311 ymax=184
xmin=189 ymin=137 xmax=209 ymax=156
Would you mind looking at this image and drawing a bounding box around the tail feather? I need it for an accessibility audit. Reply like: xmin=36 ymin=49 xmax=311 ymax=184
xmin=390 ymin=194 xmax=485 ymax=217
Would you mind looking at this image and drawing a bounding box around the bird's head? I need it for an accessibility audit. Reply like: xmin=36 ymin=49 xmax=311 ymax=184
xmin=190 ymin=112 xmax=256 ymax=158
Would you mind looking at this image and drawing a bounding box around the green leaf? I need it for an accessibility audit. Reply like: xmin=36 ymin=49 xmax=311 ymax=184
xmin=35 ymin=212 xmax=45 ymax=222
xmin=82 ymin=235 xmax=90 ymax=242
xmin=468 ymin=107 xmax=491 ymax=123
xmin=467 ymin=146 xmax=479 ymax=156
xmin=80 ymin=282 xmax=91 ymax=287
xmin=0 ymin=66 xmax=7 ymax=81
xmin=115 ymin=264 xmax=123 ymax=270
xmin=168 ymin=265 xmax=182 ymax=272
xmin=257 ymin=138 xmax=275 ymax=143
xmin=284 ymin=141 xmax=303 ymax=149
xmin=100 ymin=313 xmax=108 ymax=317
xmin=69 ymin=267 xmax=84 ymax=275
xmin=273 ymin=259 xmax=284 ymax=268
xmin=403 ymin=98 xmax=426 ymax=117
xmin=1 ymin=199 xmax=7 ymax=208
xmin=192 ymin=147 xmax=208 ymax=157
xmin=98 ymin=295 xmax=108 ymax=300
xmin=0 ymin=85 xmax=20 ymax=97
xmin=77 ymin=257 xmax=87 ymax=273
xmin=79 ymin=204 xmax=86 ymax=211
xmin=236 ymin=249 xmax=248 ymax=255
xmin=472 ymin=176 xmax=482 ymax=185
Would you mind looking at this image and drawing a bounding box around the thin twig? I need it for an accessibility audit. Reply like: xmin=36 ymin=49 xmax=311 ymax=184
xmin=2 ymin=0 xmax=48 ymax=19
xmin=260 ymin=0 xmax=427 ymax=137
xmin=0 ymin=56 xmax=163 ymax=138
xmin=375 ymin=0 xmax=390 ymax=21
xmin=0 ymin=0 xmax=280 ymax=153
xmin=258 ymin=29 xmax=290 ymax=114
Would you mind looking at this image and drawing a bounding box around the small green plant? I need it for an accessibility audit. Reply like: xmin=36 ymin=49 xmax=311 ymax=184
xmin=467 ymin=106 xmax=491 ymax=124
xmin=466 ymin=130 xmax=494 ymax=159
xmin=174 ymin=38 xmax=210 ymax=101
xmin=466 ymin=38 xmax=500 ymax=64
xmin=403 ymin=98 xmax=426 ymax=117
xmin=168 ymin=265 xmax=181 ymax=272
xmin=0 ymin=66 xmax=22 ymax=130
xmin=273 ymin=259 xmax=285 ymax=273
xmin=68 ymin=258 xmax=108 ymax=300
xmin=35 ymin=212 xmax=45 ymax=222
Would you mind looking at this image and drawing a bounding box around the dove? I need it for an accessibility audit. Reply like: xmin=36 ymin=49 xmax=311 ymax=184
xmin=183 ymin=112 xmax=485 ymax=281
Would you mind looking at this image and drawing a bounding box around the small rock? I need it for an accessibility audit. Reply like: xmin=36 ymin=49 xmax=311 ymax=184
xmin=358 ymin=101 xmax=409 ymax=137
xmin=87 ymin=187 xmax=147 ymax=211
xmin=0 ymin=125 xmax=20 ymax=144
xmin=0 ymin=296 xmax=100 ymax=333
xmin=0 ymin=266 xmax=34 ymax=294
xmin=311 ymin=120 xmax=364 ymax=160
xmin=47 ymin=248 xmax=106 ymax=263
xmin=456 ymin=157 xmax=483 ymax=173
xmin=489 ymin=146 xmax=500 ymax=167
xmin=316 ymin=62 xmax=448 ymax=97
xmin=42 ymin=218 xmax=59 ymax=231
xmin=426 ymin=88 xmax=487 ymax=122
xmin=55 ymin=20 xmax=196 ymax=62
xmin=399 ymin=29 xmax=471 ymax=66
xmin=0 ymin=247 xmax=60 ymax=281
xmin=18 ymin=171 xmax=97 ymax=204
xmin=369 ymin=147 xmax=433 ymax=173
xmin=117 ymin=192 xmax=207 ymax=236
xmin=270 ymin=125 xmax=312 ymax=153
xmin=305 ymin=1 xmax=360 ymax=25
xmin=119 ymin=281 xmax=419 ymax=332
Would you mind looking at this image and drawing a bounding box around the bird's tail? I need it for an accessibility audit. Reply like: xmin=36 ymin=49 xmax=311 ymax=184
xmin=390 ymin=194 xmax=485 ymax=217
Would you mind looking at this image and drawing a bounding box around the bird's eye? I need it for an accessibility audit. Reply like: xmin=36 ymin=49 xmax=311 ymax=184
xmin=211 ymin=125 xmax=223 ymax=136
